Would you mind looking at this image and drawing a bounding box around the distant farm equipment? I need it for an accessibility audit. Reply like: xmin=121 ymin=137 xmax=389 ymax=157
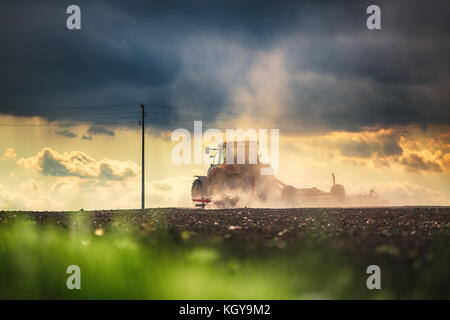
xmin=191 ymin=141 xmax=386 ymax=208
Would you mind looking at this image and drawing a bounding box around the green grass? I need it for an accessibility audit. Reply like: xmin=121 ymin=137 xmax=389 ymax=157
xmin=0 ymin=214 xmax=448 ymax=299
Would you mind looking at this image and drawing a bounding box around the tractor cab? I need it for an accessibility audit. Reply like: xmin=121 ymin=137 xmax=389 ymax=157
xmin=206 ymin=140 xmax=261 ymax=166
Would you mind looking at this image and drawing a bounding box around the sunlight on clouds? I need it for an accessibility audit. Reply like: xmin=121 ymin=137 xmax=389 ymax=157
xmin=0 ymin=114 xmax=448 ymax=210
xmin=3 ymin=148 xmax=16 ymax=159
xmin=280 ymin=126 xmax=450 ymax=174
xmin=17 ymin=148 xmax=140 ymax=181
xmin=0 ymin=184 xmax=27 ymax=210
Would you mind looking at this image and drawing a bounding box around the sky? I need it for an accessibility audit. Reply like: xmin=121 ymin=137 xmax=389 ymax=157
xmin=0 ymin=0 xmax=449 ymax=210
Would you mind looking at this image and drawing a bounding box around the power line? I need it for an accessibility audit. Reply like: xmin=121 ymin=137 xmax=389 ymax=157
xmin=143 ymin=111 xmax=447 ymax=126
xmin=143 ymin=103 xmax=447 ymax=119
xmin=0 ymin=101 xmax=447 ymax=130
xmin=3 ymin=108 xmax=434 ymax=122
xmin=1 ymin=101 xmax=446 ymax=119
xmin=0 ymin=115 xmax=447 ymax=129
xmin=142 ymin=117 xmax=449 ymax=132
xmin=3 ymin=111 xmax=140 ymax=115
xmin=0 ymin=121 xmax=137 ymax=127
xmin=0 ymin=103 xmax=139 ymax=110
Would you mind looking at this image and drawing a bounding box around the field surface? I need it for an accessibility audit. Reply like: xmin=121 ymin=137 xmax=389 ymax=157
xmin=0 ymin=207 xmax=449 ymax=299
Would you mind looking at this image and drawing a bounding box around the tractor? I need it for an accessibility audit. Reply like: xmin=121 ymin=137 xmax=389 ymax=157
xmin=191 ymin=141 xmax=348 ymax=208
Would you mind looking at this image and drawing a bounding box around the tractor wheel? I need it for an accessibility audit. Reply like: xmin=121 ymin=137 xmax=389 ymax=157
xmin=191 ymin=178 xmax=206 ymax=199
xmin=330 ymin=184 xmax=346 ymax=202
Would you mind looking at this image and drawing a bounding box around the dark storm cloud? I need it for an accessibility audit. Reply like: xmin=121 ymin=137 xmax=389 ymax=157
xmin=81 ymin=135 xmax=93 ymax=141
xmin=39 ymin=149 xmax=71 ymax=177
xmin=336 ymin=132 xmax=403 ymax=158
xmin=0 ymin=0 xmax=449 ymax=130
xmin=399 ymin=154 xmax=442 ymax=173
xmin=55 ymin=129 xmax=77 ymax=138
xmin=87 ymin=126 xmax=115 ymax=137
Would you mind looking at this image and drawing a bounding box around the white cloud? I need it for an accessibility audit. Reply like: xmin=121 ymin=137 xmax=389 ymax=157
xmin=147 ymin=176 xmax=193 ymax=207
xmin=17 ymin=147 xmax=140 ymax=181
xmin=3 ymin=148 xmax=16 ymax=159
xmin=20 ymin=179 xmax=40 ymax=193
xmin=45 ymin=175 xmax=194 ymax=210
xmin=379 ymin=181 xmax=449 ymax=206
xmin=0 ymin=184 xmax=27 ymax=210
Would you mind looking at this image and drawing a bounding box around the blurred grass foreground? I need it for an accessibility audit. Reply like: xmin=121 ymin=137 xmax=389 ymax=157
xmin=0 ymin=210 xmax=448 ymax=299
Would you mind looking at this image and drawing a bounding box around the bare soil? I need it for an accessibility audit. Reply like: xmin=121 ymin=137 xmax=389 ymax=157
xmin=2 ymin=207 xmax=449 ymax=254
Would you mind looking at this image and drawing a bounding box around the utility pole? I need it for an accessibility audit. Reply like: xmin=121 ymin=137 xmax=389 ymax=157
xmin=140 ymin=104 xmax=146 ymax=210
